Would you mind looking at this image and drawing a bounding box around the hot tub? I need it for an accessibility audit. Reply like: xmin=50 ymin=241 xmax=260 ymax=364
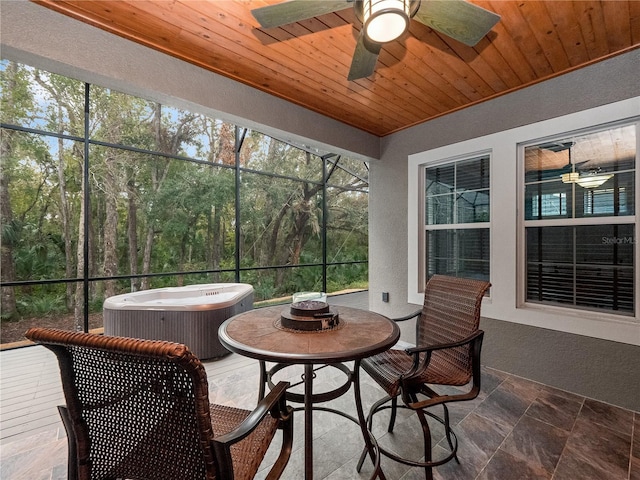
xmin=103 ymin=283 xmax=253 ymax=359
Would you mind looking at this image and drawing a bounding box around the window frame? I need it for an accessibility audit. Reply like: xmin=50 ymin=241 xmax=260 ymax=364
xmin=408 ymin=98 xmax=639 ymax=345
xmin=518 ymin=120 xmax=638 ymax=317
xmin=423 ymin=153 xmax=491 ymax=284
xmin=413 ymin=150 xmax=493 ymax=299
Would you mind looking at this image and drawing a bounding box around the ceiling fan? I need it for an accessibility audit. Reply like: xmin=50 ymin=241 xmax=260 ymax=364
xmin=251 ymin=0 xmax=501 ymax=81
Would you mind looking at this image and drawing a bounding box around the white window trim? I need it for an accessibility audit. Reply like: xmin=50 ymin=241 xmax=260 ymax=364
xmin=517 ymin=120 xmax=638 ymax=319
xmin=408 ymin=97 xmax=640 ymax=346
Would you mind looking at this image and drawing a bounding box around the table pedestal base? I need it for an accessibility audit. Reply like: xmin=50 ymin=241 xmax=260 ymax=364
xmin=259 ymin=360 xmax=385 ymax=480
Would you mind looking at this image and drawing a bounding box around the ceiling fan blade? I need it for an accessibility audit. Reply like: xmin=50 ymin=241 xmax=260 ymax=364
xmin=413 ymin=0 xmax=500 ymax=46
xmin=251 ymin=0 xmax=350 ymax=29
xmin=348 ymin=33 xmax=381 ymax=81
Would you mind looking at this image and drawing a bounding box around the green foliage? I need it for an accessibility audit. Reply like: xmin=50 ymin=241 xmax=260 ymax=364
xmin=16 ymin=293 xmax=66 ymax=317
xmin=1 ymin=218 xmax=21 ymax=247
xmin=88 ymin=294 xmax=105 ymax=314
xmin=0 ymin=60 xmax=36 ymax=125
xmin=13 ymin=234 xmax=64 ymax=279
xmin=1 ymin=59 xmax=370 ymax=327
xmin=253 ymin=278 xmax=277 ymax=302
xmin=326 ymin=263 xmax=368 ymax=293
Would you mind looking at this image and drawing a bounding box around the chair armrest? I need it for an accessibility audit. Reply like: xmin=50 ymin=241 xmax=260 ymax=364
xmin=404 ymin=330 xmax=485 ymax=410
xmin=401 ymin=330 xmax=484 ymax=384
xmin=212 ymin=381 xmax=292 ymax=446
xmin=405 ymin=329 xmax=483 ymax=355
xmin=212 ymin=381 xmax=294 ymax=479
xmin=391 ymin=309 xmax=422 ymax=323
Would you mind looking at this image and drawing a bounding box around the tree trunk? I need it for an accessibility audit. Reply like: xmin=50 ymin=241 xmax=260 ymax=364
xmin=127 ymin=175 xmax=139 ymax=291
xmin=209 ymin=120 xmax=230 ymax=281
xmin=274 ymin=181 xmax=321 ymax=287
xmin=74 ymin=155 xmax=86 ymax=331
xmin=267 ymin=202 xmax=287 ymax=266
xmin=102 ymin=152 xmax=118 ymax=299
xmin=275 ymin=207 xmax=310 ymax=287
xmin=140 ymin=102 xmax=183 ymax=288
xmin=211 ymin=206 xmax=222 ymax=282
xmin=56 ymin=105 xmax=75 ymax=309
xmin=141 ymin=104 xmax=165 ymax=290
xmin=88 ymin=177 xmax=99 ymax=303
xmin=216 ymin=122 xmax=235 ymax=165
xmin=141 ymin=226 xmax=154 ymax=291
xmin=0 ymin=134 xmax=17 ymax=318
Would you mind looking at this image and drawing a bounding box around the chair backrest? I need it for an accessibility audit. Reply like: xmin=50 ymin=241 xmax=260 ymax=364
xmin=25 ymin=328 xmax=218 ymax=480
xmin=417 ymin=275 xmax=491 ymax=383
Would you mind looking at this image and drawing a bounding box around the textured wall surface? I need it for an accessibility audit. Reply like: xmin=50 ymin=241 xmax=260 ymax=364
xmin=481 ymin=317 xmax=640 ymax=411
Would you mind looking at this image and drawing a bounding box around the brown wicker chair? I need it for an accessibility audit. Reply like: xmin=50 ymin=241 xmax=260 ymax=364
xmin=356 ymin=275 xmax=490 ymax=479
xmin=25 ymin=327 xmax=294 ymax=480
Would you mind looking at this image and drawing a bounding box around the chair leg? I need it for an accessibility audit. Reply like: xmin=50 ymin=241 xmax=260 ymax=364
xmin=356 ymin=394 xmax=393 ymax=473
xmin=415 ymin=408 xmax=433 ymax=480
xmin=442 ymin=404 xmax=459 ymax=464
xmin=58 ymin=406 xmax=78 ymax=480
xmin=356 ymin=443 xmax=368 ymax=472
xmin=359 ymin=395 xmax=460 ymax=479
xmin=265 ymin=407 xmax=294 ymax=480
xmin=387 ymin=396 xmax=398 ymax=432
xmin=258 ymin=360 xmax=267 ymax=401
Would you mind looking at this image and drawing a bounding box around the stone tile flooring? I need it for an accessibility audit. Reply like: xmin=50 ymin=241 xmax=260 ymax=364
xmin=1 ymin=293 xmax=638 ymax=479
xmin=1 ymin=357 xmax=638 ymax=479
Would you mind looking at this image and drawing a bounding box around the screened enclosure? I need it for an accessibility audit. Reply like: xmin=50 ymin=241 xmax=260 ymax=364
xmin=0 ymin=60 xmax=369 ymax=341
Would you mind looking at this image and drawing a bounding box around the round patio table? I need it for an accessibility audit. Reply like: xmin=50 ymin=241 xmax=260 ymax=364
xmin=218 ymin=305 xmax=400 ymax=480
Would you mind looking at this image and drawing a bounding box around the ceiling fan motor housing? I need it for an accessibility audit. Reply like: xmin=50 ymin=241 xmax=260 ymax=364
xmin=355 ymin=0 xmax=422 ymax=43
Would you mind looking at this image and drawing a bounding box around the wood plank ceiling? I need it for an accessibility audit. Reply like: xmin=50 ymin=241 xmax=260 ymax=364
xmin=33 ymin=0 xmax=640 ymax=137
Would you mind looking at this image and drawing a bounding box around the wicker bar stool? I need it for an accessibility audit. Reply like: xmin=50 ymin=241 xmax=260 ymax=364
xmin=356 ymin=275 xmax=490 ymax=480
xmin=25 ymin=327 xmax=294 ymax=480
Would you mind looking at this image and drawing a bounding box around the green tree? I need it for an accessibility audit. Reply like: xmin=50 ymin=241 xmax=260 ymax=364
xmin=34 ymin=71 xmax=85 ymax=309
xmin=1 ymin=62 xmax=42 ymax=319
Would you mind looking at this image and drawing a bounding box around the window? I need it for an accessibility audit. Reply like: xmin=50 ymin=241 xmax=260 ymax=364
xmin=409 ymin=99 xmax=638 ymax=343
xmin=424 ymin=154 xmax=490 ymax=282
xmin=523 ymin=124 xmax=636 ymax=315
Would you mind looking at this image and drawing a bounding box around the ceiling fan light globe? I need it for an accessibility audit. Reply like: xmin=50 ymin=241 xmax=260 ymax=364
xmin=363 ymin=0 xmax=410 ymax=43
xmin=576 ymin=174 xmax=613 ymax=189
xmin=561 ymin=172 xmax=579 ymax=184
xmin=560 ymin=171 xmax=613 ymax=188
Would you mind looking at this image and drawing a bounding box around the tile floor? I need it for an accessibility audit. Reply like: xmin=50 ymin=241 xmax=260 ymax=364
xmin=252 ymin=362 xmax=639 ymax=480
xmin=2 ymin=356 xmax=638 ymax=479
xmin=1 ymin=291 xmax=638 ymax=479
